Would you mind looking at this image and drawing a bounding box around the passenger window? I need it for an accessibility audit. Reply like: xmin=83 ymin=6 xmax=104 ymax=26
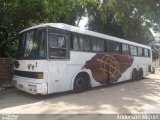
xmin=138 ymin=47 xmax=143 ymax=56
xmin=92 ymin=38 xmax=97 ymax=51
xmin=122 ymin=44 xmax=129 ymax=54
xmin=50 ymin=35 xmax=66 ymax=48
xmin=108 ymin=41 xmax=121 ymax=54
xmin=148 ymin=49 xmax=150 ymax=57
xmin=144 ymin=49 xmax=149 ymax=57
xmin=99 ymin=39 xmax=104 ymax=52
xmin=91 ymin=37 xmax=104 ymax=52
xmin=83 ymin=36 xmax=90 ymax=51
xmin=104 ymin=40 xmax=108 ymax=52
xmin=49 ymin=34 xmax=57 ymax=48
xmin=49 ymin=33 xmax=66 ymax=58
xmin=72 ymin=34 xmax=90 ymax=51
xmin=73 ymin=35 xmax=83 ymax=50
xmin=130 ymin=46 xmax=137 ymax=56
xmin=79 ymin=36 xmax=83 ymax=50
xmin=73 ymin=35 xmax=80 ymax=50
xmin=57 ymin=36 xmax=66 ymax=48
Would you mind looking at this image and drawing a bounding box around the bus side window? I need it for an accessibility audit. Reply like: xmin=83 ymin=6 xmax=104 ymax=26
xmin=130 ymin=45 xmax=137 ymax=56
xmin=72 ymin=34 xmax=91 ymax=51
xmin=104 ymin=40 xmax=108 ymax=52
xmin=144 ymin=48 xmax=150 ymax=57
xmin=122 ymin=44 xmax=130 ymax=55
xmin=91 ymin=37 xmax=104 ymax=52
xmin=108 ymin=41 xmax=121 ymax=54
xmin=138 ymin=47 xmax=143 ymax=56
xmin=79 ymin=36 xmax=83 ymax=50
xmin=73 ymin=35 xmax=79 ymax=50
xmin=99 ymin=39 xmax=104 ymax=52
xmin=73 ymin=34 xmax=83 ymax=50
xmin=148 ymin=49 xmax=151 ymax=57
xmin=57 ymin=36 xmax=66 ymax=48
xmin=49 ymin=33 xmax=66 ymax=58
xmin=83 ymin=35 xmax=90 ymax=51
xmin=49 ymin=34 xmax=58 ymax=48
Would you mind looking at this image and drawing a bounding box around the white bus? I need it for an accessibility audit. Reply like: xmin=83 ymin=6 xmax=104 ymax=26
xmin=13 ymin=23 xmax=152 ymax=95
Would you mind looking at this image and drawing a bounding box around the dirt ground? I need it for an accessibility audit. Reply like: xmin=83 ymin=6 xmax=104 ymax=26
xmin=0 ymin=70 xmax=160 ymax=114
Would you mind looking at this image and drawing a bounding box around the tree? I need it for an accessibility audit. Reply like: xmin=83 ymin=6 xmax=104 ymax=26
xmin=0 ymin=0 xmax=46 ymax=57
xmin=0 ymin=0 xmax=159 ymax=58
xmin=83 ymin=0 xmax=159 ymax=55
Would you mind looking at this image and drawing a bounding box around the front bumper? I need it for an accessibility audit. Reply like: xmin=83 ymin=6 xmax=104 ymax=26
xmin=13 ymin=79 xmax=48 ymax=95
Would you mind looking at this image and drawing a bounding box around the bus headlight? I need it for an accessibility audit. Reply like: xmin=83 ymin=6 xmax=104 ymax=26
xmin=36 ymin=73 xmax=44 ymax=79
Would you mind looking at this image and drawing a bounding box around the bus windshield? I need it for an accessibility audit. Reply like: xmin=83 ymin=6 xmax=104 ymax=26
xmin=17 ymin=28 xmax=47 ymax=59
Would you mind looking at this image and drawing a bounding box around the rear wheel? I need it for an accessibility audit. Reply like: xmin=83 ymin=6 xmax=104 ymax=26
xmin=138 ymin=68 xmax=143 ymax=80
xmin=132 ymin=68 xmax=137 ymax=80
xmin=73 ymin=73 xmax=90 ymax=93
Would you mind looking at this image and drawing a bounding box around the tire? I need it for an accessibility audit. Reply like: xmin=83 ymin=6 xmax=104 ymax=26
xmin=138 ymin=68 xmax=143 ymax=80
xmin=132 ymin=68 xmax=137 ymax=80
xmin=151 ymin=67 xmax=155 ymax=74
xmin=73 ymin=73 xmax=90 ymax=93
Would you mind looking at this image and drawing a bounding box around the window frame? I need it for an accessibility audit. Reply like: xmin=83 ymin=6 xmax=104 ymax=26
xmin=48 ymin=32 xmax=67 ymax=59
xmin=107 ymin=40 xmax=122 ymax=54
xmin=83 ymin=35 xmax=91 ymax=51
xmin=71 ymin=33 xmax=106 ymax=53
xmin=16 ymin=28 xmax=47 ymax=60
xmin=71 ymin=33 xmax=91 ymax=51
xmin=130 ymin=45 xmax=138 ymax=56
xmin=122 ymin=43 xmax=130 ymax=55
xmin=91 ymin=36 xmax=105 ymax=52
xmin=137 ymin=47 xmax=144 ymax=57
xmin=69 ymin=31 xmax=151 ymax=58
xmin=148 ymin=49 xmax=151 ymax=57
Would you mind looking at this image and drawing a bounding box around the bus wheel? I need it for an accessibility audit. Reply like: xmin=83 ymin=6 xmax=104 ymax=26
xmin=138 ymin=68 xmax=143 ymax=80
xmin=132 ymin=68 xmax=137 ymax=80
xmin=73 ymin=73 xmax=90 ymax=93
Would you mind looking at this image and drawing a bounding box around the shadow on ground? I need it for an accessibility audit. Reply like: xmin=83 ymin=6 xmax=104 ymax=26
xmin=0 ymin=73 xmax=160 ymax=114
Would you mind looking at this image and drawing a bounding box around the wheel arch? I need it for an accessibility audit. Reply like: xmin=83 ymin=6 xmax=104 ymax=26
xmin=131 ymin=68 xmax=138 ymax=80
xmin=70 ymin=70 xmax=91 ymax=90
xmin=138 ymin=67 xmax=144 ymax=79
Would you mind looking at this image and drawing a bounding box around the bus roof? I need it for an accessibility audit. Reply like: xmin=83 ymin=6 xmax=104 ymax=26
xmin=20 ymin=23 xmax=151 ymax=49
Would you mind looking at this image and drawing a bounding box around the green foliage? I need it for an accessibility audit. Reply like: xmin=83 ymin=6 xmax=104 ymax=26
xmin=0 ymin=0 xmax=46 ymax=57
xmin=44 ymin=0 xmax=85 ymax=25
xmin=84 ymin=0 xmax=160 ymax=60
xmin=0 ymin=0 xmax=159 ymax=58
xmin=0 ymin=26 xmax=18 ymax=58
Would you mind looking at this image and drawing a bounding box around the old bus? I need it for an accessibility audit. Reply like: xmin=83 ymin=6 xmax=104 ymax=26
xmin=13 ymin=23 xmax=152 ymax=95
